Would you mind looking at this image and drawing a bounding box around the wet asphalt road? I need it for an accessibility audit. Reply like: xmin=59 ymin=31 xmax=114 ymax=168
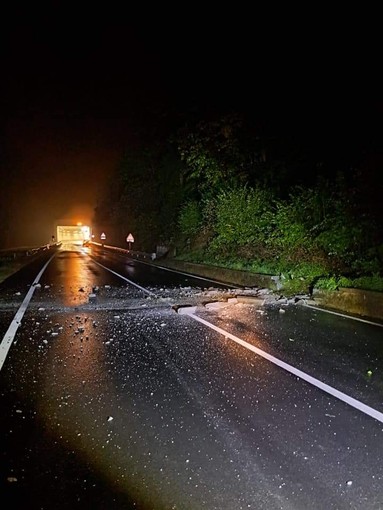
xmin=0 ymin=244 xmax=383 ymax=509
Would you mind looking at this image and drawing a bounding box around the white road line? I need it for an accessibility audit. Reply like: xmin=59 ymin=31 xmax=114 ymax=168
xmin=304 ymin=304 xmax=383 ymax=327
xmin=91 ymin=260 xmax=157 ymax=296
xmin=0 ymin=254 xmax=56 ymax=371
xmin=185 ymin=312 xmax=383 ymax=425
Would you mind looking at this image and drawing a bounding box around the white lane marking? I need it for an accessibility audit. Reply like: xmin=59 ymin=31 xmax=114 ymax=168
xmin=185 ymin=311 xmax=383 ymax=425
xmin=0 ymin=254 xmax=56 ymax=371
xmin=304 ymin=304 xmax=383 ymax=328
xmin=91 ymin=259 xmax=157 ymax=296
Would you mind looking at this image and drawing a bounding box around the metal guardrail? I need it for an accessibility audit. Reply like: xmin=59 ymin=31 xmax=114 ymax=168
xmin=0 ymin=242 xmax=62 ymax=260
xmin=91 ymin=242 xmax=156 ymax=261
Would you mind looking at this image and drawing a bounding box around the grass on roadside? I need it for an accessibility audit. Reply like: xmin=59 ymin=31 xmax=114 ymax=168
xmin=173 ymin=249 xmax=383 ymax=294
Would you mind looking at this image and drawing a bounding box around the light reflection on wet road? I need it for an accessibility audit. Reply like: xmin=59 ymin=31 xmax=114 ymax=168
xmin=0 ymin=245 xmax=382 ymax=509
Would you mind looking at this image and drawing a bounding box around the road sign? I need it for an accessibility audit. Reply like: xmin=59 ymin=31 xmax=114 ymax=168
xmin=126 ymin=233 xmax=134 ymax=250
xmin=100 ymin=232 xmax=106 ymax=240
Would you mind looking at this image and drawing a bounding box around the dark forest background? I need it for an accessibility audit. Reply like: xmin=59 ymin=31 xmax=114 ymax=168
xmin=92 ymin=104 xmax=383 ymax=293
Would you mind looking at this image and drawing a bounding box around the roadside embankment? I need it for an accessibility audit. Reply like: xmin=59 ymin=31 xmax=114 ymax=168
xmin=154 ymin=257 xmax=383 ymax=322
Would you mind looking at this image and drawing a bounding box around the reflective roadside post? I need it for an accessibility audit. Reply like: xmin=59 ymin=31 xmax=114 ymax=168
xmin=100 ymin=232 xmax=106 ymax=247
xmin=126 ymin=233 xmax=134 ymax=251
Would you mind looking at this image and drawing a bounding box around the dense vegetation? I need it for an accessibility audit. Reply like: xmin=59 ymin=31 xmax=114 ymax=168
xmin=93 ymin=112 xmax=383 ymax=294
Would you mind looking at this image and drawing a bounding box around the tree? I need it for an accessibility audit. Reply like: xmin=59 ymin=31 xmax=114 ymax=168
xmin=174 ymin=113 xmax=251 ymax=197
xmin=94 ymin=141 xmax=184 ymax=251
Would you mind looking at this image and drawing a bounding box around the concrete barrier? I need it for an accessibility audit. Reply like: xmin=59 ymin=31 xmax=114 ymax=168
xmin=153 ymin=258 xmax=278 ymax=289
xmin=155 ymin=258 xmax=383 ymax=321
xmin=312 ymin=288 xmax=383 ymax=321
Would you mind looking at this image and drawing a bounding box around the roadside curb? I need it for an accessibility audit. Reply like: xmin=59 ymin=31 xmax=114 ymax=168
xmin=153 ymin=258 xmax=278 ymax=289
xmin=312 ymin=288 xmax=383 ymax=322
xmin=154 ymin=257 xmax=383 ymax=321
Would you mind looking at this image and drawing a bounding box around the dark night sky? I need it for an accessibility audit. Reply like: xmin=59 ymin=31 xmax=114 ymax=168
xmin=1 ymin=8 xmax=381 ymax=247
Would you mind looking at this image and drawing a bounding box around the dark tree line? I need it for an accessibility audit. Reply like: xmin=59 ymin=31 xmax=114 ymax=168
xmin=93 ymin=108 xmax=382 ymax=288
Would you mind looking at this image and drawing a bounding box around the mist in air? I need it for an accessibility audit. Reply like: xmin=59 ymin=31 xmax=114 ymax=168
xmin=3 ymin=117 xmax=129 ymax=248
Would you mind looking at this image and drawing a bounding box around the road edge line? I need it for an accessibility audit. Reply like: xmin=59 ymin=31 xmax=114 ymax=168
xmin=0 ymin=253 xmax=56 ymax=371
